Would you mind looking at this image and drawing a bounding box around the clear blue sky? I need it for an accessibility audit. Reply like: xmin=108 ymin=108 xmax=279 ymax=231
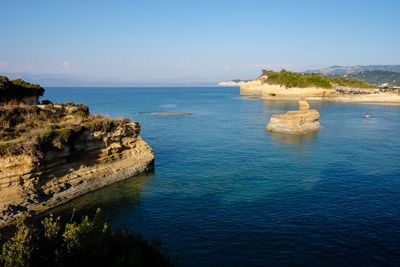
xmin=1 ymin=0 xmax=399 ymax=85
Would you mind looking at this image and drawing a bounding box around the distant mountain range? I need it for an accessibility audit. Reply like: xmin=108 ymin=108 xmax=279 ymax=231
xmin=0 ymin=73 xmax=217 ymax=87
xmin=305 ymin=65 xmax=400 ymax=75
xmin=305 ymin=65 xmax=400 ymax=85
xmin=345 ymin=70 xmax=400 ymax=86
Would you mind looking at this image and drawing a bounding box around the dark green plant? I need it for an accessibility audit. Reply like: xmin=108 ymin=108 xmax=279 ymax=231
xmin=260 ymin=69 xmax=376 ymax=89
xmin=0 ymin=209 xmax=174 ymax=267
xmin=0 ymin=76 xmax=44 ymax=103
xmin=261 ymin=69 xmax=332 ymax=88
xmin=1 ymin=222 xmax=34 ymax=267
xmin=54 ymin=128 xmax=72 ymax=143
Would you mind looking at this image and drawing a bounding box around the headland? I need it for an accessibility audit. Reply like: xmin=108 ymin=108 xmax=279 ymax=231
xmin=240 ymin=70 xmax=400 ymax=104
xmin=0 ymin=77 xmax=154 ymax=226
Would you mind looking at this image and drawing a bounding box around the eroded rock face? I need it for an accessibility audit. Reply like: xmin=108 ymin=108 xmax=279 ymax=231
xmin=299 ymin=98 xmax=309 ymax=110
xmin=265 ymin=100 xmax=322 ymax=134
xmin=240 ymin=80 xmax=335 ymax=98
xmin=0 ymin=122 xmax=154 ymax=226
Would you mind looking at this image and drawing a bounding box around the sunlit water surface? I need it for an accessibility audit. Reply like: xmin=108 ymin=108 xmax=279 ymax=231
xmin=43 ymin=87 xmax=400 ymax=266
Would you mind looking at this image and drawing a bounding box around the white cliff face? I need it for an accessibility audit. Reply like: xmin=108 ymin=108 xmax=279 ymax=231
xmin=218 ymin=81 xmax=247 ymax=86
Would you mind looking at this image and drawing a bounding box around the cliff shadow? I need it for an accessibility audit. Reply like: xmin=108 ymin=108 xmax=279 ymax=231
xmin=29 ymin=169 xmax=155 ymax=226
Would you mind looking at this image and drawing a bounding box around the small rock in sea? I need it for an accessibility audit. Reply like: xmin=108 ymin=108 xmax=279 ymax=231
xmin=265 ymin=99 xmax=322 ymax=134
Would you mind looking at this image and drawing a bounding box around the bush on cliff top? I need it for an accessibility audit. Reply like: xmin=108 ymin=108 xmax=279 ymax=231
xmin=260 ymin=70 xmax=332 ymax=88
xmin=260 ymin=69 xmax=376 ymax=89
xmin=0 ymin=209 xmax=174 ymax=267
xmin=0 ymin=76 xmax=44 ymax=103
xmin=0 ymin=102 xmax=131 ymax=157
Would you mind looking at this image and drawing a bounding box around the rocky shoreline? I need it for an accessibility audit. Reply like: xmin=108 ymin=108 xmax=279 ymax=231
xmin=0 ymin=103 xmax=154 ymax=227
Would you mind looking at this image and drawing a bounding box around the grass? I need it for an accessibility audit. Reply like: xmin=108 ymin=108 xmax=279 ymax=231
xmin=260 ymin=69 xmax=376 ymax=89
xmin=0 ymin=102 xmax=131 ymax=157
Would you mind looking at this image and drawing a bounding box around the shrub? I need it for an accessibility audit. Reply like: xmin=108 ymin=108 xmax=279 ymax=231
xmin=261 ymin=69 xmax=332 ymax=88
xmin=0 ymin=222 xmax=34 ymax=267
xmin=0 ymin=209 xmax=174 ymax=267
xmin=41 ymin=100 xmax=53 ymax=105
xmin=0 ymin=76 xmax=44 ymax=103
xmin=33 ymin=127 xmax=54 ymax=143
xmin=54 ymin=128 xmax=72 ymax=143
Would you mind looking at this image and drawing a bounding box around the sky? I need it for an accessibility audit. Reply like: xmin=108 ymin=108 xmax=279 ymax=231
xmin=1 ymin=0 xmax=400 ymax=86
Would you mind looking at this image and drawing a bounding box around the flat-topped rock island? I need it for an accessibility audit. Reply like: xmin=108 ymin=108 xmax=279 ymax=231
xmin=266 ymin=99 xmax=322 ymax=134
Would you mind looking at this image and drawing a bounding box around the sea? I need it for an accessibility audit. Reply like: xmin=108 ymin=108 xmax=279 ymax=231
xmin=43 ymin=86 xmax=400 ymax=266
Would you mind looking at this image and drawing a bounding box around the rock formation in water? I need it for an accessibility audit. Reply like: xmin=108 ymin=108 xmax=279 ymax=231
xmin=0 ymin=102 xmax=154 ymax=226
xmin=265 ymin=99 xmax=322 ymax=134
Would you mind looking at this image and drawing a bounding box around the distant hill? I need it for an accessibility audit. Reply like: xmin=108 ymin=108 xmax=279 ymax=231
xmin=344 ymin=70 xmax=400 ymax=86
xmin=306 ymin=65 xmax=400 ymax=75
xmin=256 ymin=69 xmax=374 ymax=89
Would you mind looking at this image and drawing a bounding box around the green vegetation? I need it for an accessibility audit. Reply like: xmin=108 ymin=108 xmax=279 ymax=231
xmin=260 ymin=69 xmax=376 ymax=89
xmin=0 ymin=101 xmax=130 ymax=157
xmin=0 ymin=209 xmax=174 ymax=266
xmin=345 ymin=70 xmax=400 ymax=86
xmin=330 ymin=76 xmax=375 ymax=88
xmin=0 ymin=76 xmax=44 ymax=103
xmin=261 ymin=70 xmax=332 ymax=88
xmin=33 ymin=127 xmax=73 ymax=148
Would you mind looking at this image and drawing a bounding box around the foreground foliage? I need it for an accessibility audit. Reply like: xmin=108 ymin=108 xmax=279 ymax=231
xmin=0 ymin=209 xmax=174 ymax=267
xmin=260 ymin=69 xmax=376 ymax=89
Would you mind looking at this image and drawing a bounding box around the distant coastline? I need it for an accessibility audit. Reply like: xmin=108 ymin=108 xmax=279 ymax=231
xmin=240 ymin=70 xmax=400 ymax=104
xmin=218 ymin=80 xmax=249 ymax=86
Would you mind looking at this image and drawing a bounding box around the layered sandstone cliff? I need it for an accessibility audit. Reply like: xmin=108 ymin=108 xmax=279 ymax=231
xmin=265 ymin=99 xmax=322 ymax=134
xmin=241 ymin=80 xmax=335 ymax=98
xmin=0 ymin=103 xmax=154 ymax=226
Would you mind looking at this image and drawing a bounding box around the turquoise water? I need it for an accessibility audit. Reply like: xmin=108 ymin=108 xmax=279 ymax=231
xmin=44 ymin=87 xmax=400 ymax=266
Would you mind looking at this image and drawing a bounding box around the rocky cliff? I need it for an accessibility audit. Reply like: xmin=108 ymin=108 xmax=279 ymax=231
xmin=240 ymin=80 xmax=334 ymax=98
xmin=240 ymin=70 xmax=400 ymax=104
xmin=0 ymin=103 xmax=154 ymax=226
xmin=241 ymin=80 xmax=400 ymax=103
xmin=266 ymin=99 xmax=322 ymax=134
